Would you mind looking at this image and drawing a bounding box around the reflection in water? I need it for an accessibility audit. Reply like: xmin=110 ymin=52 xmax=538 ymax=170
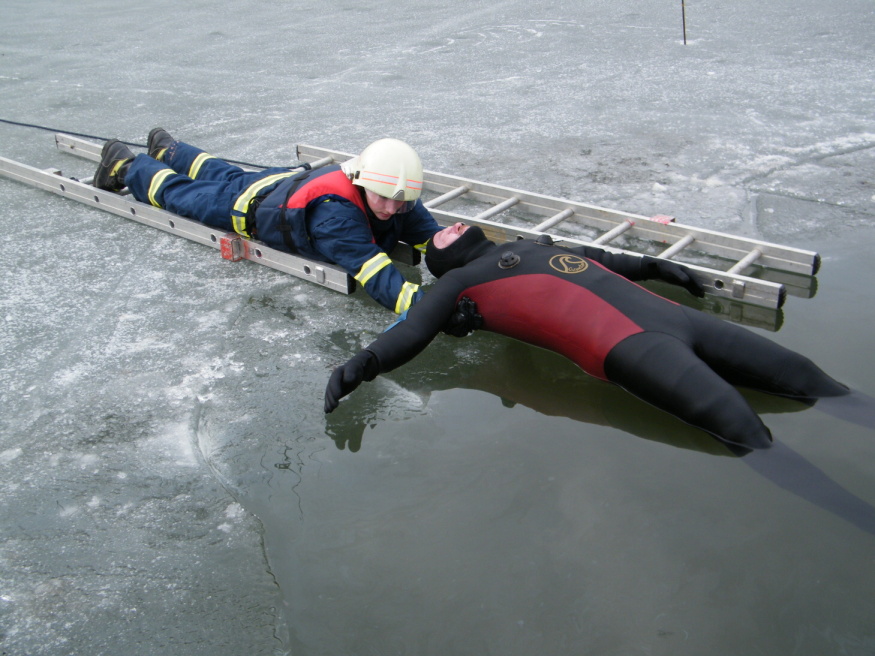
xmin=744 ymin=442 xmax=875 ymax=536
xmin=813 ymin=389 xmax=875 ymax=432
xmin=326 ymin=339 xmax=795 ymax=456
xmin=326 ymin=338 xmax=875 ymax=537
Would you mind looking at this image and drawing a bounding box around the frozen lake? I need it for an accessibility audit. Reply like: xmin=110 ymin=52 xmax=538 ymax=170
xmin=2 ymin=0 xmax=874 ymax=654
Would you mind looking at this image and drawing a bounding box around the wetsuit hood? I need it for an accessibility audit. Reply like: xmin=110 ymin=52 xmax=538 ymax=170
xmin=425 ymin=226 xmax=495 ymax=278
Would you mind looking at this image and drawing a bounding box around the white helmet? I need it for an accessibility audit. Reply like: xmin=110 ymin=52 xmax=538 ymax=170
xmin=342 ymin=138 xmax=424 ymax=202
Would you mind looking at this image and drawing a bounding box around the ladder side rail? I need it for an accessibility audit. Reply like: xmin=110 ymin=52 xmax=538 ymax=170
xmin=664 ymin=228 xmax=818 ymax=276
xmin=57 ymin=137 xmax=818 ymax=278
xmin=427 ymin=190 xmax=817 ymax=276
xmin=0 ymin=156 xmax=354 ymax=294
xmin=756 ymin=267 xmax=818 ymax=299
xmin=424 ymin=174 xmax=819 ymax=275
xmin=428 ymin=210 xmax=786 ymax=309
xmin=590 ymin=219 xmax=818 ymax=276
xmin=296 ymin=144 xmax=354 ymax=164
xmin=417 ymin=169 xmax=819 ymax=276
xmin=4 ymin=148 xmax=792 ymax=310
xmin=286 ymin=144 xmax=823 ymax=276
xmin=55 ymin=133 xmax=103 ymax=160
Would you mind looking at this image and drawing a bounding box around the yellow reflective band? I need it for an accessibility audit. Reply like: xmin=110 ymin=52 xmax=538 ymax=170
xmin=231 ymin=171 xmax=299 ymax=236
xmin=188 ymin=153 xmax=217 ymax=179
xmin=354 ymin=252 xmax=392 ymax=285
xmin=147 ymin=169 xmax=177 ymax=207
xmin=394 ymin=281 xmax=420 ymax=314
xmin=413 ymin=240 xmax=429 ymax=253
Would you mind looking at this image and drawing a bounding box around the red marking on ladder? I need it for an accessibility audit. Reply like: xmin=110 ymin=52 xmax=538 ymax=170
xmin=220 ymin=234 xmax=248 ymax=262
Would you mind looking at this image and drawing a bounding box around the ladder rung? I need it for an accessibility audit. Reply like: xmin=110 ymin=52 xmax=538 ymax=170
xmin=727 ymin=248 xmax=763 ymax=274
xmin=425 ymin=185 xmax=470 ymax=209
xmin=534 ymin=208 xmax=575 ymax=232
xmin=474 ymin=196 xmax=519 ymax=221
xmin=307 ymin=156 xmax=335 ymax=169
xmin=591 ymin=219 xmax=634 ymax=245
xmin=659 ymin=234 xmax=696 ymax=259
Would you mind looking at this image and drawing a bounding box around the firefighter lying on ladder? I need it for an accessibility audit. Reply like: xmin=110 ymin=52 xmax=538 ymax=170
xmin=93 ymin=129 xmax=440 ymax=315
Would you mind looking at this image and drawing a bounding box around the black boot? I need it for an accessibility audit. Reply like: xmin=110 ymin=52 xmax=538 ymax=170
xmin=147 ymin=127 xmax=175 ymax=161
xmin=93 ymin=139 xmax=134 ymax=192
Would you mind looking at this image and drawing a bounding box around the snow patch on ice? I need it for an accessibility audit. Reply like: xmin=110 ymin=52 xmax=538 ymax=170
xmin=0 ymin=447 xmax=23 ymax=464
xmin=225 ymin=502 xmax=245 ymax=520
xmin=138 ymin=421 xmax=198 ymax=468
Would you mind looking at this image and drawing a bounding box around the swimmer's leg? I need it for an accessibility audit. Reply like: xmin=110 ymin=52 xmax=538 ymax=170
xmin=684 ymin=307 xmax=848 ymax=399
xmin=605 ymin=332 xmax=773 ymax=450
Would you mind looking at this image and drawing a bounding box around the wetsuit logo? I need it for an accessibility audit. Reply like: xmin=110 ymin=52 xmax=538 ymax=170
xmin=549 ymin=254 xmax=589 ymax=274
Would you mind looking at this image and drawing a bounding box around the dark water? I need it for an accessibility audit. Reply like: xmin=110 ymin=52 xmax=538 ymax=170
xmin=198 ymin=231 xmax=875 ymax=655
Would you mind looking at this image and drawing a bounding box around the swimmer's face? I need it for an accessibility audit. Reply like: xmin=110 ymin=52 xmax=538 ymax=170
xmin=431 ymin=222 xmax=469 ymax=249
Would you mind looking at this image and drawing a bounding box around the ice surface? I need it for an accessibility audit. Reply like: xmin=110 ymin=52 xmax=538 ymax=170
xmin=2 ymin=0 xmax=874 ymax=654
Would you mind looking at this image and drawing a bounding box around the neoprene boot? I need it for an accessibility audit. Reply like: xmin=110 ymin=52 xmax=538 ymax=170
xmin=93 ymin=139 xmax=134 ymax=192
xmin=147 ymin=127 xmax=175 ymax=161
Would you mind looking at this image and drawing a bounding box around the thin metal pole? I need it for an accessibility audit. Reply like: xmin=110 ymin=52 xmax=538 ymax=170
xmin=681 ymin=0 xmax=687 ymax=44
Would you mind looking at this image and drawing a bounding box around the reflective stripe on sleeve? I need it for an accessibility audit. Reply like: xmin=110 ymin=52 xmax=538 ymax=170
xmin=354 ymin=252 xmax=392 ymax=285
xmin=147 ymin=169 xmax=178 ymax=207
xmin=394 ymin=281 xmax=420 ymax=314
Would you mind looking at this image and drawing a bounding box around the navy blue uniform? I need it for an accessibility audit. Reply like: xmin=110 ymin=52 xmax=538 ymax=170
xmin=124 ymin=141 xmax=439 ymax=313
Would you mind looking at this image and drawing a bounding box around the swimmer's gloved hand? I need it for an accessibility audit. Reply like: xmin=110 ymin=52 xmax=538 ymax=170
xmin=641 ymin=256 xmax=705 ymax=297
xmin=324 ymin=350 xmax=380 ymax=413
xmin=442 ymin=296 xmax=483 ymax=337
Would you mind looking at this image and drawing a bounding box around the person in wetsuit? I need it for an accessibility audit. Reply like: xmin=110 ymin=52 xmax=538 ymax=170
xmin=324 ymin=223 xmax=849 ymax=450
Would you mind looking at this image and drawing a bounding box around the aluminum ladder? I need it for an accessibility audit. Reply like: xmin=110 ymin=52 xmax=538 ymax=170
xmin=1 ymin=135 xmax=358 ymax=294
xmin=296 ymin=145 xmax=820 ymax=316
xmin=0 ymin=134 xmax=816 ymax=325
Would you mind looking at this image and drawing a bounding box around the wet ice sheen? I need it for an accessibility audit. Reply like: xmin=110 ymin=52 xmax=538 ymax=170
xmin=1 ymin=0 xmax=874 ymax=654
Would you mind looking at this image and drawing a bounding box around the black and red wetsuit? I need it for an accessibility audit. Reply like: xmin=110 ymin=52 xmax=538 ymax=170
xmin=357 ymin=238 xmax=847 ymax=449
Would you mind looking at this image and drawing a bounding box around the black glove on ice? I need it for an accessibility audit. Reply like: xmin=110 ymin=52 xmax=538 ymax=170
xmin=324 ymin=350 xmax=380 ymax=413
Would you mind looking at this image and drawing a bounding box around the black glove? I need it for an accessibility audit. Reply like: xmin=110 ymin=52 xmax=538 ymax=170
xmin=442 ymin=296 xmax=483 ymax=337
xmin=641 ymin=256 xmax=705 ymax=297
xmin=324 ymin=350 xmax=380 ymax=413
